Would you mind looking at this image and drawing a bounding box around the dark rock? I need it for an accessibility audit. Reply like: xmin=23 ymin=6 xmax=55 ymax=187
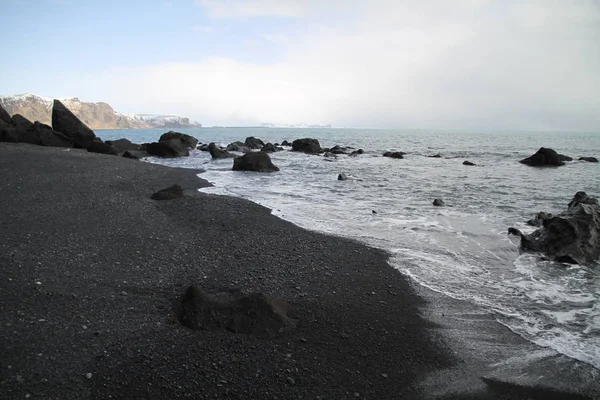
xmin=244 ymin=136 xmax=265 ymax=149
xmin=159 ymin=131 xmax=198 ymax=149
xmin=106 ymin=138 xmax=141 ymax=152
xmin=383 ymin=152 xmax=405 ymax=159
xmin=0 ymin=103 xmax=11 ymax=124
xmin=433 ymin=199 xmax=445 ymax=207
xmin=526 ymin=212 xmax=553 ymax=227
xmin=519 ymin=147 xmax=569 ymax=167
xmin=338 ymin=173 xmax=348 ymax=181
xmin=0 ymin=124 xmax=18 ymax=143
xmin=292 ymin=138 xmax=322 ymax=154
xmin=52 ymin=100 xmax=96 ymax=149
xmin=281 ymin=140 xmax=292 ymax=147
xmin=208 ymin=142 xmax=235 ymax=159
xmin=579 ymin=157 xmax=598 ymax=163
xmin=559 ymin=154 xmax=573 ymax=162
xmin=349 ymin=149 xmax=364 ymax=157
xmin=151 ymin=184 xmax=184 ymax=200
xmin=88 ymin=140 xmax=120 ymax=156
xmin=232 ymin=151 xmax=279 ymax=172
xmin=11 ymin=114 xmax=34 ymax=130
xmin=509 ymin=192 xmax=600 ymax=265
xmin=146 ymin=139 xmax=190 ymax=158
xmin=122 ymin=151 xmax=140 ymax=160
xmin=329 ymin=145 xmax=348 ymax=155
xmin=197 ymin=143 xmax=210 ymax=151
xmin=463 ymin=160 xmax=475 ymax=166
xmin=428 ymin=154 xmax=442 ymax=158
xmin=261 ymin=143 xmax=283 ymax=153
xmin=177 ymin=286 xmax=297 ymax=336
xmin=35 ymin=122 xmax=74 ymax=147
xmin=226 ymin=141 xmax=250 ymax=152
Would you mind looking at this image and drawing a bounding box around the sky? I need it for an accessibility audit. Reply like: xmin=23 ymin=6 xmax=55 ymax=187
xmin=1 ymin=0 xmax=599 ymax=130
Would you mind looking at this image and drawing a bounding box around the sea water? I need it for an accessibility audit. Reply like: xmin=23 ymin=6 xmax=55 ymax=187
xmin=100 ymin=127 xmax=600 ymax=370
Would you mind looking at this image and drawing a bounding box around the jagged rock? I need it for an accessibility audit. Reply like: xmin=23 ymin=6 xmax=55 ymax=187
xmin=519 ymin=147 xmax=569 ymax=167
xmin=208 ymin=142 xmax=235 ymax=159
xmin=526 ymin=212 xmax=553 ymax=227
xmin=151 ymin=184 xmax=184 ymax=200
xmin=338 ymin=173 xmax=348 ymax=181
xmin=463 ymin=160 xmax=475 ymax=166
xmin=579 ymin=157 xmax=598 ymax=163
xmin=88 ymin=140 xmax=119 ymax=155
xmin=292 ymin=138 xmax=322 ymax=154
xmin=11 ymin=114 xmax=34 ymax=130
xmin=35 ymin=122 xmax=73 ymax=147
xmin=349 ymin=149 xmax=364 ymax=157
xmin=245 ymin=136 xmax=265 ymax=149
xmin=261 ymin=143 xmax=283 ymax=153
xmin=383 ymin=151 xmax=405 ymax=159
xmin=0 ymin=103 xmax=12 ymax=124
xmin=509 ymin=192 xmax=600 ymax=265
xmin=177 ymin=286 xmax=297 ymax=336
xmin=145 ymin=139 xmax=190 ymax=158
xmin=232 ymin=151 xmax=279 ymax=172
xmin=106 ymin=138 xmax=141 ymax=152
xmin=159 ymin=131 xmax=198 ymax=149
xmin=52 ymin=100 xmax=96 ymax=149
xmin=433 ymin=199 xmax=445 ymax=207
xmin=226 ymin=141 xmax=250 ymax=152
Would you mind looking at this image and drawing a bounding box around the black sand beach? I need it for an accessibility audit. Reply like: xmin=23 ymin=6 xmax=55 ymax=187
xmin=0 ymin=143 xmax=598 ymax=400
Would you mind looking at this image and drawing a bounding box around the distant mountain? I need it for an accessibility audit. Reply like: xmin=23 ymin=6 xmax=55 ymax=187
xmin=0 ymin=94 xmax=202 ymax=130
xmin=261 ymin=122 xmax=332 ymax=128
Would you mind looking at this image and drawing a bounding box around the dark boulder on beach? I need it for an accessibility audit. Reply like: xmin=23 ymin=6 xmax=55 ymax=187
xmin=227 ymin=141 xmax=250 ymax=152
xmin=52 ymin=99 xmax=96 ymax=149
xmin=519 ymin=147 xmax=569 ymax=167
xmin=0 ymin=124 xmax=18 ymax=142
xmin=383 ymin=151 xmax=405 ymax=159
xmin=151 ymin=184 xmax=184 ymax=200
xmin=232 ymin=151 xmax=279 ymax=172
xmin=579 ymin=157 xmax=598 ymax=163
xmin=106 ymin=138 xmax=141 ymax=152
xmin=122 ymin=151 xmax=140 ymax=160
xmin=245 ymin=136 xmax=264 ymax=149
xmin=159 ymin=131 xmax=198 ymax=149
xmin=146 ymin=138 xmax=190 ymax=158
xmin=509 ymin=192 xmax=600 ymax=265
xmin=88 ymin=139 xmax=120 ymax=156
xmin=209 ymin=142 xmax=235 ymax=159
xmin=261 ymin=142 xmax=283 ymax=153
xmin=34 ymin=122 xmax=74 ymax=147
xmin=292 ymin=138 xmax=322 ymax=154
xmin=0 ymin=103 xmax=11 ymax=124
xmin=177 ymin=286 xmax=297 ymax=336
xmin=338 ymin=173 xmax=348 ymax=181
xmin=433 ymin=199 xmax=445 ymax=207
xmin=11 ymin=114 xmax=34 ymax=131
xmin=463 ymin=160 xmax=476 ymax=166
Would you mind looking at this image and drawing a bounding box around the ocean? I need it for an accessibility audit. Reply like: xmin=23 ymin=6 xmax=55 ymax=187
xmin=100 ymin=127 xmax=600 ymax=371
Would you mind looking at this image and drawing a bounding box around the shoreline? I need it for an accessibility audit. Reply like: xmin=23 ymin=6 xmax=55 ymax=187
xmin=0 ymin=143 xmax=597 ymax=399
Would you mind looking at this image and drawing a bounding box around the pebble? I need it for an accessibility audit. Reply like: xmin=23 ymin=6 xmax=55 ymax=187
xmin=121 ymin=291 xmax=127 ymax=296
xmin=86 ymin=372 xmax=93 ymax=379
xmin=286 ymin=377 xmax=295 ymax=385
xmin=381 ymin=373 xmax=388 ymax=378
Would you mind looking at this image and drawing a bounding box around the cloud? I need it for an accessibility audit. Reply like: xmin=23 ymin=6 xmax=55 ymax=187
xmin=197 ymin=0 xmax=307 ymax=19
xmin=97 ymin=0 xmax=600 ymax=130
xmin=192 ymin=24 xmax=213 ymax=33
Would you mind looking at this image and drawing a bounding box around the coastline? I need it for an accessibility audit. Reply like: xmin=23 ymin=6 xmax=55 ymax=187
xmin=0 ymin=143 xmax=597 ymax=399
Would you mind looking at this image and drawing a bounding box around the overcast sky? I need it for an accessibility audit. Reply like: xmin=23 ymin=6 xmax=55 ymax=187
xmin=1 ymin=0 xmax=599 ymax=130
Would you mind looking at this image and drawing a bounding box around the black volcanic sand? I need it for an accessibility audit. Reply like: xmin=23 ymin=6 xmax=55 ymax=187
xmin=0 ymin=143 xmax=597 ymax=400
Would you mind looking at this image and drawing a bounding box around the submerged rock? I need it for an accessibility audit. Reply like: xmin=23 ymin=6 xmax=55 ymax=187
xmin=146 ymin=138 xmax=190 ymax=158
xmin=261 ymin=143 xmax=283 ymax=153
xmin=519 ymin=147 xmax=570 ymax=167
xmin=349 ymin=149 xmax=364 ymax=157
xmin=579 ymin=157 xmax=598 ymax=163
xmin=208 ymin=142 xmax=235 ymax=159
xmin=52 ymin=100 xmax=96 ymax=149
xmin=509 ymin=192 xmax=600 ymax=265
xmin=462 ymin=160 xmax=475 ymax=166
xmin=428 ymin=154 xmax=442 ymax=158
xmin=433 ymin=199 xmax=445 ymax=207
xmin=338 ymin=173 xmax=348 ymax=181
xmin=383 ymin=151 xmax=405 ymax=159
xmin=292 ymin=138 xmax=322 ymax=154
xmin=151 ymin=184 xmax=184 ymax=200
xmin=232 ymin=151 xmax=279 ymax=172
xmin=177 ymin=286 xmax=297 ymax=336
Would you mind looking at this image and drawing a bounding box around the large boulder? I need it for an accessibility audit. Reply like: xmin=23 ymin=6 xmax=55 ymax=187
xmin=88 ymin=139 xmax=120 ymax=155
xmin=292 ymin=138 xmax=322 ymax=154
xmin=52 ymin=99 xmax=96 ymax=149
xmin=383 ymin=151 xmax=405 ymax=159
xmin=11 ymin=114 xmax=34 ymax=131
xmin=208 ymin=142 xmax=235 ymax=159
xmin=0 ymin=123 xmax=18 ymax=142
xmin=509 ymin=192 xmax=600 ymax=265
xmin=159 ymin=131 xmax=198 ymax=149
xmin=106 ymin=138 xmax=141 ymax=152
xmin=328 ymin=145 xmax=349 ymax=155
xmin=232 ymin=151 xmax=279 ymax=172
xmin=34 ymin=122 xmax=74 ymax=147
xmin=261 ymin=143 xmax=283 ymax=153
xmin=519 ymin=147 xmax=570 ymax=167
xmin=177 ymin=286 xmax=297 ymax=336
xmin=226 ymin=141 xmax=251 ymax=152
xmin=145 ymin=138 xmax=190 ymax=157
xmin=0 ymin=103 xmax=12 ymax=124
xmin=244 ymin=136 xmax=265 ymax=149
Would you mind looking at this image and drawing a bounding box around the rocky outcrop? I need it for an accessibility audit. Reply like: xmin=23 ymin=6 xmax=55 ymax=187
xmin=383 ymin=151 xmax=405 ymax=159
xmin=151 ymin=184 xmax=184 ymax=200
xmin=261 ymin=143 xmax=283 ymax=153
xmin=245 ymin=136 xmax=264 ymax=149
xmin=526 ymin=212 xmax=553 ymax=227
xmin=0 ymin=112 xmax=73 ymax=147
xmin=232 ymin=151 xmax=279 ymax=172
xmin=433 ymin=199 xmax=445 ymax=207
xmin=145 ymin=139 xmax=190 ymax=158
xmin=463 ymin=160 xmax=476 ymax=166
xmin=509 ymin=192 xmax=600 ymax=265
xmin=87 ymin=140 xmax=119 ymax=156
xmin=159 ymin=131 xmax=198 ymax=149
xmin=177 ymin=286 xmax=297 ymax=336
xmin=105 ymin=138 xmax=141 ymax=152
xmin=579 ymin=157 xmax=598 ymax=163
xmin=292 ymin=138 xmax=322 ymax=154
xmin=52 ymin=100 xmax=96 ymax=149
xmin=519 ymin=147 xmax=570 ymax=167
xmin=208 ymin=143 xmax=235 ymax=159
